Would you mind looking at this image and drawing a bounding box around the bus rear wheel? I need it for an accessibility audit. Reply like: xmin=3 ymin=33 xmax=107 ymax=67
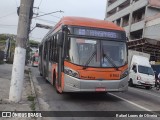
xmin=55 ymin=79 xmax=61 ymax=94
xmin=39 ymin=72 xmax=42 ymax=76
xmin=53 ymin=74 xmax=61 ymax=94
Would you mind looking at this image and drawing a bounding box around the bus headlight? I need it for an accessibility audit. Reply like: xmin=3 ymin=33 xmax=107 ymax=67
xmin=64 ymin=66 xmax=79 ymax=78
xmin=120 ymin=69 xmax=129 ymax=79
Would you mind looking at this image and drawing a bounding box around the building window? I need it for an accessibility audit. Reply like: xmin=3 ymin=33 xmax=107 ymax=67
xmin=107 ymin=7 xmax=117 ymax=17
xmin=116 ymin=19 xmax=121 ymax=26
xmin=108 ymin=0 xmax=117 ymax=6
xmin=132 ymin=7 xmax=145 ymax=24
xmin=118 ymin=0 xmax=130 ymax=12
xmin=122 ymin=14 xmax=129 ymax=27
xmin=130 ymin=29 xmax=143 ymax=40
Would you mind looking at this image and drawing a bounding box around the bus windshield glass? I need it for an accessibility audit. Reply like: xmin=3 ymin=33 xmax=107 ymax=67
xmin=35 ymin=56 xmax=39 ymax=62
xmin=67 ymin=38 xmax=127 ymax=68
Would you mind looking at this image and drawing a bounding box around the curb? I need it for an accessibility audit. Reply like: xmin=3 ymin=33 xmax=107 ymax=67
xmin=28 ymin=67 xmax=42 ymax=120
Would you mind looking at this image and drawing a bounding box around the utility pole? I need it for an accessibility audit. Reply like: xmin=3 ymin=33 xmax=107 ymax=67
xmin=9 ymin=0 xmax=34 ymax=102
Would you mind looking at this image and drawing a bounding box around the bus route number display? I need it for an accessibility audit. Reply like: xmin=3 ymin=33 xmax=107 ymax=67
xmin=73 ymin=28 xmax=122 ymax=39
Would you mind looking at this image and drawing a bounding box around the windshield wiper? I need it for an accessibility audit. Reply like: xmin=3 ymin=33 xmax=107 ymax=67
xmin=83 ymin=50 xmax=96 ymax=69
xmin=103 ymin=53 xmax=119 ymax=71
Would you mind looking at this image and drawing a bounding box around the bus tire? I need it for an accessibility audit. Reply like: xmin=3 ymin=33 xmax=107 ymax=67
xmin=55 ymin=79 xmax=61 ymax=94
xmin=53 ymin=71 xmax=56 ymax=86
xmin=40 ymin=72 xmax=42 ymax=76
xmin=128 ymin=79 xmax=134 ymax=87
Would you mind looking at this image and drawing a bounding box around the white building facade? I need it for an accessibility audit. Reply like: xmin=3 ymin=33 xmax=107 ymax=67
xmin=105 ymin=0 xmax=160 ymax=61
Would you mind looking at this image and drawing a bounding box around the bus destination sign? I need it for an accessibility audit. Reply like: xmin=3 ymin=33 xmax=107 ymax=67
xmin=73 ymin=28 xmax=124 ymax=39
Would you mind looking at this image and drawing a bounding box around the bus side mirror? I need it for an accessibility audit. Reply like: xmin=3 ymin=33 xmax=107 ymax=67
xmin=57 ymin=32 xmax=63 ymax=46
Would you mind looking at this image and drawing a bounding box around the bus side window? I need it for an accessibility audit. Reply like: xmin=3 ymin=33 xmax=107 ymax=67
xmin=53 ymin=36 xmax=56 ymax=62
xmin=55 ymin=34 xmax=58 ymax=62
xmin=43 ymin=42 xmax=47 ymax=60
xmin=49 ymin=38 xmax=52 ymax=61
xmin=65 ymin=37 xmax=70 ymax=60
xmin=50 ymin=37 xmax=53 ymax=62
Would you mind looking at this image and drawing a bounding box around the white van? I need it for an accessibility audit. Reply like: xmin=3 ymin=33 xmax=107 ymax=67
xmin=128 ymin=50 xmax=155 ymax=89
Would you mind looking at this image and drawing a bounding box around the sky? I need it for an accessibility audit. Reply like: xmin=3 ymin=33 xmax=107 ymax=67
xmin=0 ymin=0 xmax=107 ymax=42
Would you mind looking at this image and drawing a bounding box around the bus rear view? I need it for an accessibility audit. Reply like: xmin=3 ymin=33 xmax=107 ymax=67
xmin=39 ymin=17 xmax=128 ymax=93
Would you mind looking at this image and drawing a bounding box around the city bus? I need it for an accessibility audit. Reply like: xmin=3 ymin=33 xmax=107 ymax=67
xmin=39 ymin=16 xmax=128 ymax=93
xmin=31 ymin=52 xmax=39 ymax=67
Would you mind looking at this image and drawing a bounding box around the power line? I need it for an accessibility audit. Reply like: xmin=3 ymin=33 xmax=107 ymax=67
xmin=33 ymin=10 xmax=64 ymax=18
xmin=39 ymin=11 xmax=61 ymax=19
xmin=35 ymin=18 xmax=57 ymax=24
xmin=13 ymin=0 xmax=18 ymax=7
xmin=0 ymin=24 xmax=17 ymax=27
xmin=38 ymin=0 xmax=43 ymax=8
xmin=0 ymin=12 xmax=16 ymax=20
xmin=0 ymin=27 xmax=16 ymax=29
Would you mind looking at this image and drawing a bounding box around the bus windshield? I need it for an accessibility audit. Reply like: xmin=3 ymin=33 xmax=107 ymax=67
xmin=67 ymin=37 xmax=127 ymax=68
xmin=33 ymin=56 xmax=39 ymax=62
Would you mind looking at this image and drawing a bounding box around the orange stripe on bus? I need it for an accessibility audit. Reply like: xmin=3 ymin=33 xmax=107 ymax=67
xmin=64 ymin=61 xmax=128 ymax=80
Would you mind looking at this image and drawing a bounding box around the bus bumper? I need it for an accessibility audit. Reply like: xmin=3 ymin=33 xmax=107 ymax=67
xmin=63 ymin=74 xmax=128 ymax=92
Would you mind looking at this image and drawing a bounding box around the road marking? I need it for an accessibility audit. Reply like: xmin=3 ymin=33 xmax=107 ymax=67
xmin=109 ymin=93 xmax=151 ymax=111
xmin=129 ymin=87 xmax=160 ymax=98
xmin=109 ymin=93 xmax=160 ymax=117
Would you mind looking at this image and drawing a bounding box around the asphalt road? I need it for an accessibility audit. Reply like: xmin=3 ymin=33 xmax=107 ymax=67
xmin=30 ymin=66 xmax=160 ymax=120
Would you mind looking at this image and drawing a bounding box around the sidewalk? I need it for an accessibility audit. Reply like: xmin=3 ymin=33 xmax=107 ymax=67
xmin=0 ymin=63 xmax=38 ymax=120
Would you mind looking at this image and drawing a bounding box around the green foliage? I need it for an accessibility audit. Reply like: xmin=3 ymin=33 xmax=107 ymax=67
xmin=0 ymin=34 xmax=39 ymax=63
xmin=29 ymin=40 xmax=40 ymax=44
xmin=0 ymin=34 xmax=16 ymax=40
xmin=0 ymin=34 xmax=16 ymax=51
xmin=27 ymin=95 xmax=35 ymax=101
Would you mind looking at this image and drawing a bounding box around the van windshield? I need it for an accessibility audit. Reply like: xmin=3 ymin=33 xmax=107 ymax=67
xmin=138 ymin=65 xmax=154 ymax=76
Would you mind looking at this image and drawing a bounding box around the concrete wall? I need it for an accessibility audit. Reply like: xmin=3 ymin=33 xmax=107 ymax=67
xmin=131 ymin=20 xmax=145 ymax=32
xmin=146 ymin=7 xmax=160 ymax=18
xmin=144 ymin=18 xmax=160 ymax=41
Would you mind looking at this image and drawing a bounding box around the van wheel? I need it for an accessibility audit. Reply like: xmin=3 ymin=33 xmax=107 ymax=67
xmin=128 ymin=79 xmax=134 ymax=87
xmin=145 ymin=86 xmax=151 ymax=90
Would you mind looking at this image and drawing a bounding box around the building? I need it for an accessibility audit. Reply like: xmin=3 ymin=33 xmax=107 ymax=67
xmin=105 ymin=0 xmax=160 ymax=61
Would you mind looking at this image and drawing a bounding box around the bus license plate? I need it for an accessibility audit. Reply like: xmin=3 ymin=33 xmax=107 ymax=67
xmin=95 ymin=88 xmax=106 ymax=92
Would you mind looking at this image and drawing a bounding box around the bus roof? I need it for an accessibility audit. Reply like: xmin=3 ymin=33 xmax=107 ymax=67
xmin=42 ymin=16 xmax=125 ymax=42
xmin=56 ymin=16 xmax=124 ymax=31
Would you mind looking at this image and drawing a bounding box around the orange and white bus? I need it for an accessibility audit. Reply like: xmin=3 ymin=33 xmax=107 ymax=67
xmin=31 ymin=52 xmax=39 ymax=67
xmin=39 ymin=17 xmax=128 ymax=93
